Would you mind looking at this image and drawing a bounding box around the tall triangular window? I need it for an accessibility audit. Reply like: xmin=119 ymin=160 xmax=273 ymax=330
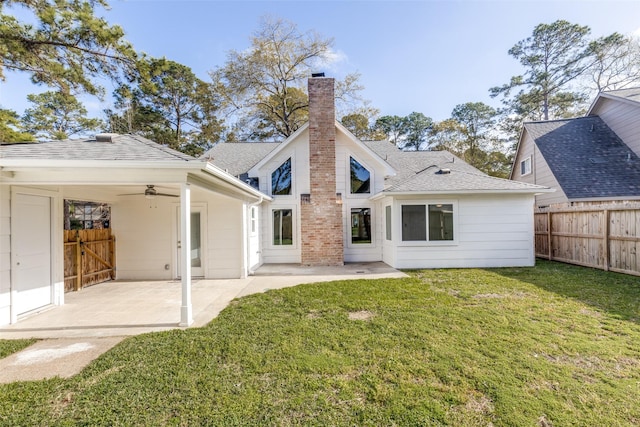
xmin=271 ymin=157 xmax=292 ymax=195
xmin=350 ymin=157 xmax=370 ymax=194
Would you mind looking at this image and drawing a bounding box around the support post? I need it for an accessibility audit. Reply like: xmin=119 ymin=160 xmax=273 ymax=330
xmin=179 ymin=183 xmax=193 ymax=327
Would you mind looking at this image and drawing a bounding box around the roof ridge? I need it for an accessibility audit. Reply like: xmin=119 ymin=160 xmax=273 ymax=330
xmin=127 ymin=134 xmax=196 ymax=161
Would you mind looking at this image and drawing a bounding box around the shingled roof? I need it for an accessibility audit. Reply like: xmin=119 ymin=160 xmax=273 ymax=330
xmin=599 ymin=87 xmax=640 ymax=105
xmin=364 ymin=140 xmax=549 ymax=194
xmin=0 ymin=134 xmax=196 ymax=162
xmin=524 ymin=116 xmax=640 ymax=199
xmin=200 ymin=142 xmax=280 ymax=177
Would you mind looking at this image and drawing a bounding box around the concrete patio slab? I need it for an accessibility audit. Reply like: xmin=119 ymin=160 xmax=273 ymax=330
xmin=0 ymin=263 xmax=406 ymax=382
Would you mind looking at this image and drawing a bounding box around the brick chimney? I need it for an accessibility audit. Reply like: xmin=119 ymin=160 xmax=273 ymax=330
xmin=300 ymin=76 xmax=344 ymax=266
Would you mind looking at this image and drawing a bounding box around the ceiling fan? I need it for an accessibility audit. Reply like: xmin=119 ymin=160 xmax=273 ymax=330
xmin=119 ymin=185 xmax=178 ymax=199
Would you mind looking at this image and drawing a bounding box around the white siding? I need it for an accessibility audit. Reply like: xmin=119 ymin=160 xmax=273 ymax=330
xmin=337 ymin=132 xmax=385 ymax=262
xmin=205 ymin=194 xmax=244 ymax=279
xmin=390 ymin=194 xmax=536 ymax=269
xmin=592 ymin=98 xmax=640 ymax=156
xmin=0 ymin=185 xmax=11 ymax=324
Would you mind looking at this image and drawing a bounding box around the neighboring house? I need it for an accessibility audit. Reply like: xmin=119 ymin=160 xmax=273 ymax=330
xmin=203 ymin=77 xmax=551 ymax=271
xmin=1 ymin=76 xmax=550 ymax=326
xmin=510 ymin=88 xmax=640 ymax=207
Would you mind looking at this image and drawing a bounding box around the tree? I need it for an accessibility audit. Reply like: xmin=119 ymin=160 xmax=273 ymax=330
xmin=375 ymin=115 xmax=406 ymax=146
xmin=1 ymin=0 xmax=137 ymax=96
xmin=210 ymin=16 xmax=364 ymax=140
xmin=106 ymin=58 xmax=223 ymax=155
xmin=0 ymin=108 xmax=34 ymax=142
xmin=430 ymin=103 xmax=510 ymax=177
xmin=375 ymin=112 xmax=433 ymax=150
xmin=584 ymin=33 xmax=640 ymax=91
xmin=22 ymin=91 xmax=102 ymax=140
xmin=490 ymin=20 xmax=593 ymax=121
xmin=340 ymin=105 xmax=385 ymax=140
xmin=403 ymin=112 xmax=433 ymax=150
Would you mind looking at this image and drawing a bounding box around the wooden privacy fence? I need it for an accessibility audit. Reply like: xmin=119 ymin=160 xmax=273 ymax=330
xmin=64 ymin=229 xmax=116 ymax=292
xmin=534 ymin=206 xmax=640 ymax=276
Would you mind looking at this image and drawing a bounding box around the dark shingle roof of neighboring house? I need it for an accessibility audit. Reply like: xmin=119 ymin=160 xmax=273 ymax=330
xmin=201 ymin=142 xmax=281 ymax=177
xmin=363 ymin=140 xmax=549 ymax=193
xmin=0 ymin=133 xmax=196 ymax=162
xmin=524 ymin=116 xmax=640 ymax=199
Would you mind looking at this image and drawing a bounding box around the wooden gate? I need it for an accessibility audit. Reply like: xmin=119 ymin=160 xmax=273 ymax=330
xmin=64 ymin=229 xmax=116 ymax=292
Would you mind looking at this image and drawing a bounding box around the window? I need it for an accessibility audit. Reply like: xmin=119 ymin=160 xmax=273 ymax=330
xmin=385 ymin=205 xmax=392 ymax=241
xmin=402 ymin=203 xmax=455 ymax=242
xmin=271 ymin=158 xmax=292 ymax=195
xmin=428 ymin=204 xmax=454 ymax=241
xmin=250 ymin=207 xmax=257 ymax=234
xmin=402 ymin=205 xmax=426 ymax=241
xmin=520 ymin=156 xmax=532 ymax=176
xmin=350 ymin=157 xmax=370 ymax=194
xmin=273 ymin=209 xmax=293 ymax=246
xmin=351 ymin=208 xmax=372 ymax=244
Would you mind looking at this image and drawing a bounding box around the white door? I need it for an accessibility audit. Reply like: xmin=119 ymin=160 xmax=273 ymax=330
xmin=176 ymin=208 xmax=204 ymax=277
xmin=13 ymin=193 xmax=52 ymax=315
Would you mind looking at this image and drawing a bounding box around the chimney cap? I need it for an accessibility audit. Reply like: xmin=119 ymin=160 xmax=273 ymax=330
xmin=311 ymin=72 xmax=325 ymax=78
xmin=95 ymin=133 xmax=119 ymax=143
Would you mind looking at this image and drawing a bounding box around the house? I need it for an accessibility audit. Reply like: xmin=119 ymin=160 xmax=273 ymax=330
xmin=510 ymin=88 xmax=640 ymax=207
xmin=0 ymin=134 xmax=268 ymax=326
xmin=1 ymin=76 xmax=550 ymax=327
xmin=203 ymin=76 xmax=551 ymax=270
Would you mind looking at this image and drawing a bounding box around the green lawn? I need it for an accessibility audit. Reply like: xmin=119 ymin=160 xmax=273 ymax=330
xmin=1 ymin=260 xmax=639 ymax=426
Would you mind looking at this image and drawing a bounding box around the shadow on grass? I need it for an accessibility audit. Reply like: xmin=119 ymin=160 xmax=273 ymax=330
xmin=489 ymin=259 xmax=640 ymax=325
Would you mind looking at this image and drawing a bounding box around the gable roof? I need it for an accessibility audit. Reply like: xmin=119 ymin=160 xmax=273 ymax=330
xmin=363 ymin=140 xmax=551 ymax=196
xmin=523 ymin=116 xmax=640 ymax=200
xmin=587 ymin=87 xmax=640 ymax=115
xmin=1 ymin=134 xmax=196 ymax=162
xmin=200 ymin=142 xmax=280 ymax=177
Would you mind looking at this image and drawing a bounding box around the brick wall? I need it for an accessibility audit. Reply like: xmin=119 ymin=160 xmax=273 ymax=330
xmin=301 ymin=77 xmax=344 ymax=266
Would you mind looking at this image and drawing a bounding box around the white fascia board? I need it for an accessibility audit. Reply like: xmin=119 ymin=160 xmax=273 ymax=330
xmin=370 ymin=187 xmax=555 ymax=200
xmin=0 ymin=159 xmax=201 ymax=170
xmin=201 ymin=162 xmax=271 ymax=202
xmin=248 ymin=123 xmax=309 ymax=175
xmin=335 ymin=121 xmax=397 ymax=177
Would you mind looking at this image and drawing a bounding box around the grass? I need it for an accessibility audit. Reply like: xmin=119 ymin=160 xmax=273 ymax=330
xmin=0 ymin=260 xmax=639 ymax=426
xmin=0 ymin=339 xmax=36 ymax=359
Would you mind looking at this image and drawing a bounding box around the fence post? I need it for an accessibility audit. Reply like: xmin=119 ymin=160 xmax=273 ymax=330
xmin=603 ymin=210 xmax=609 ymax=271
xmin=75 ymin=237 xmax=83 ymax=291
xmin=547 ymin=211 xmax=552 ymax=260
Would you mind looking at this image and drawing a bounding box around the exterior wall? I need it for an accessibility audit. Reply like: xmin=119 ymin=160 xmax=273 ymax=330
xmin=112 ymin=188 xmax=245 ymax=280
xmin=378 ymin=197 xmax=397 ymax=268
xmin=258 ymin=131 xmax=308 ymax=264
xmin=389 ymin=193 xmax=536 ymax=269
xmin=336 ymin=132 xmax=384 ymax=262
xmin=301 ymin=77 xmax=344 ymax=265
xmin=247 ymin=204 xmax=262 ymax=272
xmin=512 ymin=129 xmax=567 ymax=207
xmin=0 ymin=185 xmax=11 ymax=324
xmin=0 ymin=185 xmax=65 ymax=326
xmin=591 ymin=97 xmax=640 ymax=157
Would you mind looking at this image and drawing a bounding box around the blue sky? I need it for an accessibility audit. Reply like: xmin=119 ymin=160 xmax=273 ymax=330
xmin=2 ymin=0 xmax=640 ymax=123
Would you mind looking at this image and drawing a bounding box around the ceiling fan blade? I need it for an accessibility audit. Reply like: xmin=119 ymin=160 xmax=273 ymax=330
xmin=156 ymin=192 xmax=179 ymax=198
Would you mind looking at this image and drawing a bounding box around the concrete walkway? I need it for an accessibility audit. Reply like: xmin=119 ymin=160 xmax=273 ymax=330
xmin=0 ymin=263 xmax=406 ymax=382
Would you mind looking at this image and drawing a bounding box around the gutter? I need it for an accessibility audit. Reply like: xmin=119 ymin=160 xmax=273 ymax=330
xmin=370 ymin=187 xmax=555 ymax=201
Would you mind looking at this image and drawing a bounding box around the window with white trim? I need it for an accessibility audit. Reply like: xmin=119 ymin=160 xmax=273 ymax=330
xmin=350 ymin=208 xmax=372 ymax=244
xmin=385 ymin=205 xmax=392 ymax=241
xmin=401 ymin=203 xmax=455 ymax=242
xmin=350 ymin=156 xmax=370 ymax=194
xmin=271 ymin=157 xmax=292 ymax=195
xmin=520 ymin=156 xmax=532 ymax=176
xmin=272 ymin=209 xmax=293 ymax=246
xmin=250 ymin=206 xmax=257 ymax=235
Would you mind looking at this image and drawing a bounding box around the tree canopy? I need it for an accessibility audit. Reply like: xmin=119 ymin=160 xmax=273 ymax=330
xmin=22 ymin=91 xmax=102 ymax=140
xmin=0 ymin=108 xmax=34 ymax=142
xmin=105 ymin=58 xmax=223 ymax=156
xmin=490 ymin=20 xmax=592 ymax=122
xmin=210 ymin=17 xmax=365 ymax=140
xmin=0 ymin=0 xmax=137 ymax=96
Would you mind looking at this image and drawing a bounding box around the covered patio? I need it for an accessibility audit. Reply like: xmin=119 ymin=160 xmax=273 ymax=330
xmin=0 ymin=263 xmax=407 ymax=340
